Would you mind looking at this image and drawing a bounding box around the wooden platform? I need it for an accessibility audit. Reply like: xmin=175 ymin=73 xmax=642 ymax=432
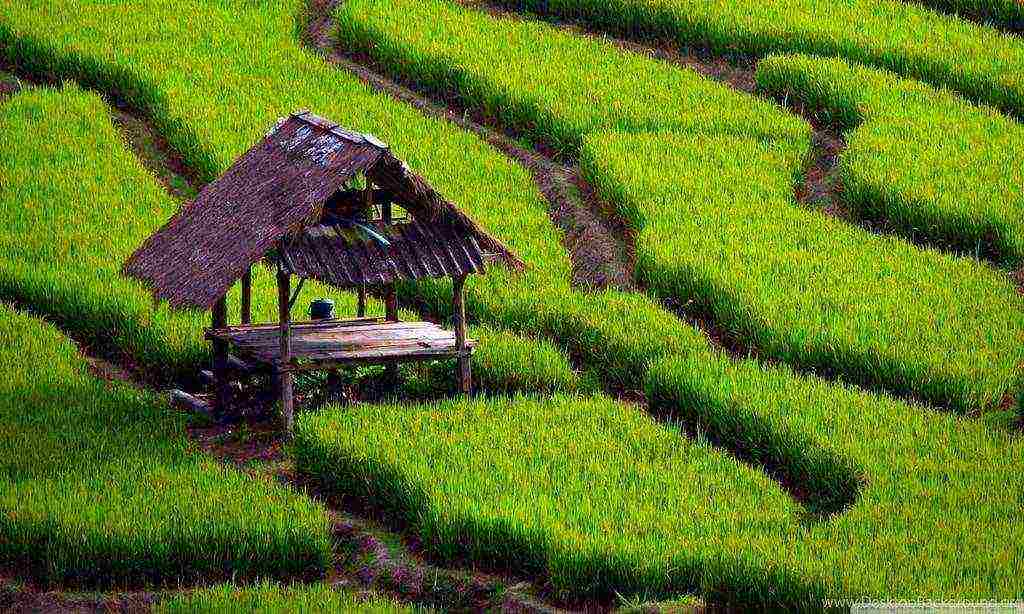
xmin=206 ymin=318 xmax=474 ymax=372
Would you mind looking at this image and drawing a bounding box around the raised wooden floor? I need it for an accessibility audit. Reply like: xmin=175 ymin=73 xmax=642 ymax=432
xmin=206 ymin=318 xmax=475 ymax=371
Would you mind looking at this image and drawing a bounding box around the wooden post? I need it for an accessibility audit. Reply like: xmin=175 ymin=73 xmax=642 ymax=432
xmin=240 ymin=265 xmax=252 ymax=325
xmin=383 ymin=283 xmax=399 ymax=383
xmin=211 ymin=295 xmax=230 ymax=413
xmin=357 ymin=284 xmax=367 ymax=317
xmin=452 ymin=274 xmax=471 ymax=395
xmin=277 ymin=267 xmax=295 ymax=437
xmin=384 ymin=286 xmax=398 ymax=322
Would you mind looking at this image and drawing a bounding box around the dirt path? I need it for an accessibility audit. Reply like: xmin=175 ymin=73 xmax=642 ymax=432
xmin=189 ymin=418 xmax=566 ymax=613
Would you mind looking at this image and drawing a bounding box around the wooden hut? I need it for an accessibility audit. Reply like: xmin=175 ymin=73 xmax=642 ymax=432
xmin=124 ymin=110 xmax=522 ymax=434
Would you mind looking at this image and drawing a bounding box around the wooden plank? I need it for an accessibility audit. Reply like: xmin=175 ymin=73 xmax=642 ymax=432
xmin=284 ymin=347 xmax=474 ymax=372
xmin=264 ymin=337 xmax=477 ymax=362
xmin=208 ymin=317 xmax=413 ymax=336
xmin=212 ymin=323 xmax=443 ymax=344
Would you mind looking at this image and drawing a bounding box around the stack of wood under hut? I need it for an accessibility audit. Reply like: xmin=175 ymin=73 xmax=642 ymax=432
xmin=123 ymin=110 xmax=522 ymax=434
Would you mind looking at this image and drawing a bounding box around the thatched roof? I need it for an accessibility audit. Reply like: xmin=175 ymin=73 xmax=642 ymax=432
xmin=123 ymin=111 xmax=522 ymax=310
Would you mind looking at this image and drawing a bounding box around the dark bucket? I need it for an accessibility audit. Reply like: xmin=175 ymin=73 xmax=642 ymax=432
xmin=309 ymin=298 xmax=335 ymax=320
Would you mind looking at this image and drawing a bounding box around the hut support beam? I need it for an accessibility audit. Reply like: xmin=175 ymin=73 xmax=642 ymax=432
xmin=452 ymin=274 xmax=471 ymax=395
xmin=384 ymin=286 xmax=399 ymax=383
xmin=357 ymin=284 xmax=367 ymax=318
xmin=382 ymin=176 xmax=399 ymax=385
xmin=277 ymin=267 xmax=295 ymax=437
xmin=211 ymin=295 xmax=230 ymax=414
xmin=240 ymin=265 xmax=252 ymax=325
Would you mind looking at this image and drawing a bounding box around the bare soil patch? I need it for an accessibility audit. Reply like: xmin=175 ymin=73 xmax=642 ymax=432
xmin=0 ymin=582 xmax=158 ymax=613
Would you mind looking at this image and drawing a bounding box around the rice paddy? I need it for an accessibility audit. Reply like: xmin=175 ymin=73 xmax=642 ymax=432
xmin=335 ymin=0 xmax=1024 ymax=412
xmin=1 ymin=0 xmax=1022 ymax=609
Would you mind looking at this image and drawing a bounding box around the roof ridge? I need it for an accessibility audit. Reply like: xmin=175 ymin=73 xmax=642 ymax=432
xmin=289 ymin=109 xmax=389 ymax=150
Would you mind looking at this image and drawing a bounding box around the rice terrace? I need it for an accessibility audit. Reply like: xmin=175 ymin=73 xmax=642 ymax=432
xmin=1 ymin=0 xmax=1024 ymax=610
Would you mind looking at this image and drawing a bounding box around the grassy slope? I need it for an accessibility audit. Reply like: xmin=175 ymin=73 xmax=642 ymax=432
xmin=581 ymin=131 xmax=1024 ymax=412
xmin=902 ymin=0 xmax=1023 ymax=31
xmin=296 ymin=386 xmax=1024 ymax=608
xmin=2 ymin=0 xmax=1023 ymax=607
xmin=334 ymin=0 xmax=1024 ymax=412
xmin=496 ymin=0 xmax=1024 ymax=117
xmin=757 ymin=53 xmax=1024 ymax=266
xmin=157 ymin=582 xmax=426 ymax=613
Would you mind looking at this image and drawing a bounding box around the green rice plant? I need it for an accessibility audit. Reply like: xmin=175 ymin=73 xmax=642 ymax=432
xmin=5 ymin=1 xmax=1024 ymax=606
xmin=404 ymin=326 xmax=590 ymax=397
xmin=294 ymin=385 xmax=1024 ymax=608
xmin=157 ymin=582 xmax=426 ymax=613
xmin=0 ymin=304 xmax=332 ymax=586
xmin=580 ymin=130 xmax=1024 ymax=413
xmin=905 ymin=0 xmax=1024 ymax=31
xmin=332 ymin=0 xmax=1024 ymax=412
xmin=334 ymin=0 xmax=807 ymax=157
xmin=757 ymin=53 xmax=1024 ymax=266
xmin=645 ymin=355 xmax=1024 ymax=604
xmin=293 ymin=394 xmax=819 ymax=608
xmin=493 ymin=0 xmax=1024 ymax=117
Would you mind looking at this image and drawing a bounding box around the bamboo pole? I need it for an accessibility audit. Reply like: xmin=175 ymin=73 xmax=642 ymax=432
xmin=277 ymin=267 xmax=294 ymax=437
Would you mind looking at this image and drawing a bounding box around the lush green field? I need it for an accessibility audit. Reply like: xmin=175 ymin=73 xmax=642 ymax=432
xmin=0 ymin=86 xmax=335 ymax=587
xmin=0 ymin=298 xmax=332 ymax=586
xmin=1 ymin=0 xmax=1023 ymax=609
xmin=0 ymin=0 xmax=728 ymax=396
xmin=758 ymin=53 xmax=1024 ymax=265
xmin=334 ymin=0 xmax=1024 ymax=412
xmin=909 ymin=0 xmax=1024 ymax=30
xmin=295 ymin=384 xmax=1024 ymax=608
xmin=0 ymin=78 xmax=574 ymax=393
xmin=335 ymin=0 xmax=806 ymax=156
xmin=494 ymin=0 xmax=1024 ymax=117
xmin=158 ymin=582 xmax=426 ymax=613
xmin=582 ymin=131 xmax=1024 ymax=412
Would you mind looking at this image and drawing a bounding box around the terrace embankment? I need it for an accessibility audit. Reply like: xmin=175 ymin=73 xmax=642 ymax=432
xmin=464 ymin=0 xmax=1024 ymax=278
xmin=304 ymin=0 xmax=636 ymax=293
xmin=0 ymin=64 xmax=201 ymax=203
xmin=458 ymin=0 xmax=852 ymax=226
xmin=189 ymin=417 xmax=566 ymax=613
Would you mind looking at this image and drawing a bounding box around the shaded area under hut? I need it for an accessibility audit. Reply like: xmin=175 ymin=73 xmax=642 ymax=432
xmin=124 ymin=110 xmax=522 ymax=433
